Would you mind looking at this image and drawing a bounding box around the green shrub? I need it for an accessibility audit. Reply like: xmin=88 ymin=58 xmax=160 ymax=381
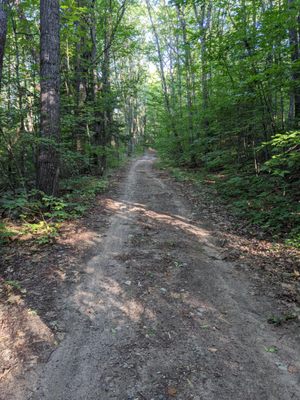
xmin=0 ymin=175 xmax=109 ymax=244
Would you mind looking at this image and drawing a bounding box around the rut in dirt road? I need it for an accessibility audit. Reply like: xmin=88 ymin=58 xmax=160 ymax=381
xmin=8 ymin=154 xmax=300 ymax=400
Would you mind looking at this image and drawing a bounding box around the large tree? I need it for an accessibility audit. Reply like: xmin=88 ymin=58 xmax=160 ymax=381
xmin=0 ymin=0 xmax=8 ymax=89
xmin=37 ymin=0 xmax=60 ymax=195
xmin=288 ymin=0 xmax=300 ymax=127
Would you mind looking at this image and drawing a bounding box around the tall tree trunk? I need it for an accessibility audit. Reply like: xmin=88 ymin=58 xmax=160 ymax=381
xmin=176 ymin=5 xmax=194 ymax=154
xmin=146 ymin=0 xmax=178 ymax=141
xmin=193 ymin=0 xmax=212 ymax=134
xmin=101 ymin=8 xmax=112 ymax=170
xmin=74 ymin=0 xmax=92 ymax=154
xmin=288 ymin=0 xmax=300 ymax=127
xmin=37 ymin=0 xmax=60 ymax=195
xmin=94 ymin=0 xmax=112 ymax=173
xmin=0 ymin=0 xmax=8 ymax=89
xmin=89 ymin=0 xmax=103 ymax=172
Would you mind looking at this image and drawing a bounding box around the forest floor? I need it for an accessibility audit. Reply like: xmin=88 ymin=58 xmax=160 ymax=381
xmin=1 ymin=152 xmax=300 ymax=400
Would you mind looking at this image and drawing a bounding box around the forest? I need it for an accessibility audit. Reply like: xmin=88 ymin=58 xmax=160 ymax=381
xmin=1 ymin=1 xmax=300 ymax=398
xmin=0 ymin=0 xmax=299 ymax=247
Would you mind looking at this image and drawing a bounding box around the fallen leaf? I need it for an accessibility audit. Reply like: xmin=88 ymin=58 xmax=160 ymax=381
xmin=293 ymin=270 xmax=300 ymax=279
xmin=7 ymin=294 xmax=22 ymax=305
xmin=208 ymin=347 xmax=218 ymax=353
xmin=288 ymin=365 xmax=299 ymax=374
xmin=200 ymin=324 xmax=210 ymax=329
xmin=264 ymin=346 xmax=278 ymax=353
xmin=167 ymin=387 xmax=177 ymax=397
xmin=276 ymin=362 xmax=287 ymax=371
xmin=187 ymin=378 xmax=194 ymax=387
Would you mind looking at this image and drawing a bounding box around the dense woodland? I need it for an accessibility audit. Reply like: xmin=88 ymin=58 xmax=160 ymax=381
xmin=0 ymin=0 xmax=299 ymax=246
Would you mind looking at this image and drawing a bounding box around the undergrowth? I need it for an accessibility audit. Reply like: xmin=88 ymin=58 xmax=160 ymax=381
xmin=0 ymin=175 xmax=108 ymax=245
xmin=159 ymin=161 xmax=300 ymax=249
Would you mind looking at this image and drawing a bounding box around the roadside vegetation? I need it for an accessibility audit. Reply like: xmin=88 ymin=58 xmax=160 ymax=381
xmin=0 ymin=174 xmax=109 ymax=245
xmin=160 ymin=134 xmax=300 ymax=247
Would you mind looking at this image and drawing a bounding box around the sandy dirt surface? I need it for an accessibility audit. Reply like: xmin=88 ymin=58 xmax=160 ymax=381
xmin=1 ymin=153 xmax=300 ymax=400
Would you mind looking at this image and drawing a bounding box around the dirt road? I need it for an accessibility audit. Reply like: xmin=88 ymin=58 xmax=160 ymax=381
xmin=5 ymin=154 xmax=300 ymax=399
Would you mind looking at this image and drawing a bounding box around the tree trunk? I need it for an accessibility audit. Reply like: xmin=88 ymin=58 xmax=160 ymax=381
xmin=0 ymin=0 xmax=8 ymax=89
xmin=74 ymin=0 xmax=92 ymax=154
xmin=288 ymin=0 xmax=300 ymax=127
xmin=176 ymin=5 xmax=194 ymax=151
xmin=101 ymin=14 xmax=112 ymax=169
xmin=146 ymin=0 xmax=178 ymax=141
xmin=193 ymin=0 xmax=212 ymax=134
xmin=37 ymin=0 xmax=60 ymax=195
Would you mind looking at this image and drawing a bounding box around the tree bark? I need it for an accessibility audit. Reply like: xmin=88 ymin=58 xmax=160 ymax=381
xmin=101 ymin=6 xmax=112 ymax=170
xmin=0 ymin=0 xmax=8 ymax=89
xmin=37 ymin=0 xmax=60 ymax=195
xmin=176 ymin=5 xmax=194 ymax=148
xmin=93 ymin=0 xmax=112 ymax=174
xmin=146 ymin=0 xmax=178 ymax=140
xmin=193 ymin=0 xmax=212 ymax=133
xmin=74 ymin=0 xmax=93 ymax=154
xmin=288 ymin=0 xmax=300 ymax=127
